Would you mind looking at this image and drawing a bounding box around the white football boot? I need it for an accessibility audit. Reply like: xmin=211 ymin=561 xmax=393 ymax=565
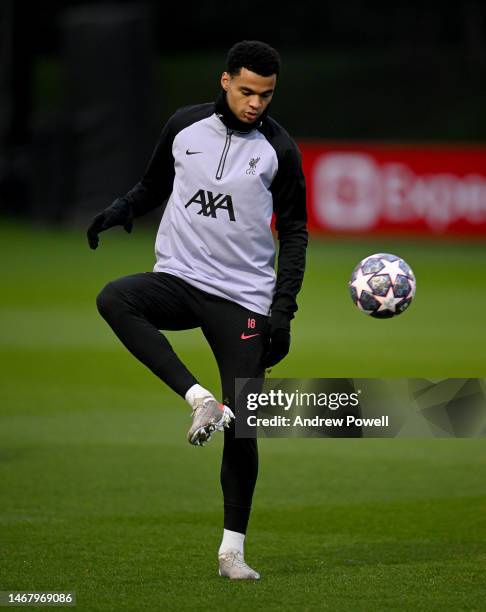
xmin=218 ymin=550 xmax=260 ymax=580
xmin=187 ymin=397 xmax=234 ymax=446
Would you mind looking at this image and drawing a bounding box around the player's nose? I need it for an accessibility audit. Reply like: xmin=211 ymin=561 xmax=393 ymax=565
xmin=249 ymin=96 xmax=263 ymax=110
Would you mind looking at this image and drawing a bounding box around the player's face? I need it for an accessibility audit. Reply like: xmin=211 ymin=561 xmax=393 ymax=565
xmin=221 ymin=68 xmax=276 ymax=124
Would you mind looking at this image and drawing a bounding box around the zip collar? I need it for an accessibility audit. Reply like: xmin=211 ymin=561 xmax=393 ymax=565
xmin=214 ymin=91 xmax=268 ymax=134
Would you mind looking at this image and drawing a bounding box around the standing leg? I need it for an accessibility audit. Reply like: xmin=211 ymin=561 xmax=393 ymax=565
xmin=96 ymin=272 xmax=200 ymax=397
xmin=200 ymin=295 xmax=267 ymax=578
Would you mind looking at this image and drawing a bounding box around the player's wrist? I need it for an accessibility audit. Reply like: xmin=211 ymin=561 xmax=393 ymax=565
xmin=108 ymin=197 xmax=132 ymax=217
xmin=269 ymin=309 xmax=291 ymax=333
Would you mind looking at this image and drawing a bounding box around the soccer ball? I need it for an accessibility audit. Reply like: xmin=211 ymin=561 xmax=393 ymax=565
xmin=349 ymin=253 xmax=416 ymax=318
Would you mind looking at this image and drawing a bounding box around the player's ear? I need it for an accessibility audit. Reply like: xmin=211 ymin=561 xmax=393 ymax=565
xmin=221 ymin=72 xmax=230 ymax=91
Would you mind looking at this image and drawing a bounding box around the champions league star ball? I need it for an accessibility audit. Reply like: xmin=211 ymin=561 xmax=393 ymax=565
xmin=349 ymin=253 xmax=416 ymax=318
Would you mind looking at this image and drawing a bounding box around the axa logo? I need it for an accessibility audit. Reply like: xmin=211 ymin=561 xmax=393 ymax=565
xmin=185 ymin=189 xmax=236 ymax=221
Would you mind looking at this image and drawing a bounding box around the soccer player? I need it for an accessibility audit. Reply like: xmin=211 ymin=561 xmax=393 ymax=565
xmin=87 ymin=40 xmax=307 ymax=580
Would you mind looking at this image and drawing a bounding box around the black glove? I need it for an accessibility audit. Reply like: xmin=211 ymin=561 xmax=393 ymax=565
xmin=262 ymin=311 xmax=291 ymax=369
xmin=87 ymin=198 xmax=133 ymax=250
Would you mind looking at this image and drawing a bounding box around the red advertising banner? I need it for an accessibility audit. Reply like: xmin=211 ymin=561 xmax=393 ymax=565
xmin=299 ymin=142 xmax=486 ymax=236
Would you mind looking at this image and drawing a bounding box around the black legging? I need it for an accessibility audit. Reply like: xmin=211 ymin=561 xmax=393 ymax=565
xmin=96 ymin=271 xmax=267 ymax=534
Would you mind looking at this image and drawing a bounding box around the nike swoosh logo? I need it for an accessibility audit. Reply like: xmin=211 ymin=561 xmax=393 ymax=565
xmin=186 ymin=149 xmax=202 ymax=155
xmin=240 ymin=332 xmax=260 ymax=340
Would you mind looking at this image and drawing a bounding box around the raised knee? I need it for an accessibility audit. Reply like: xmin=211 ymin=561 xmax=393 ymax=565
xmin=96 ymin=282 xmax=121 ymax=319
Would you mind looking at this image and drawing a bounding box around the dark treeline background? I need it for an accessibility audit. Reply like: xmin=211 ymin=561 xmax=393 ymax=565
xmin=6 ymin=0 xmax=486 ymax=140
xmin=21 ymin=1 xmax=486 ymax=57
xmin=1 ymin=0 xmax=486 ymax=222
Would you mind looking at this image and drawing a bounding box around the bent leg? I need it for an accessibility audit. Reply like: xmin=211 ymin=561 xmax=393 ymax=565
xmin=96 ymin=272 xmax=199 ymax=397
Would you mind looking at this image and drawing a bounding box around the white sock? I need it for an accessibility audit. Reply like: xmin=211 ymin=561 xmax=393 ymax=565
xmin=185 ymin=384 xmax=213 ymax=408
xmin=218 ymin=529 xmax=245 ymax=556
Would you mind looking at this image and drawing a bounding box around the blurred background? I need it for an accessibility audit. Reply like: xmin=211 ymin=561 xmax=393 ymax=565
xmin=1 ymin=2 xmax=486 ymax=609
xmin=1 ymin=0 xmax=486 ymax=226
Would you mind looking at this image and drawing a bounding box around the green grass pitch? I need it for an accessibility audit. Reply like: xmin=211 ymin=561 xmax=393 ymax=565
xmin=1 ymin=220 xmax=486 ymax=611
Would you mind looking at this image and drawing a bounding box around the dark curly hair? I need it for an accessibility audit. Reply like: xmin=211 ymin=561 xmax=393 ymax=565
xmin=226 ymin=40 xmax=281 ymax=77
